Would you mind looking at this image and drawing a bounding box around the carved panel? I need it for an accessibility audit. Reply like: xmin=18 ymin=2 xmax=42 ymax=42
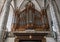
xmin=14 ymin=35 xmax=46 ymax=42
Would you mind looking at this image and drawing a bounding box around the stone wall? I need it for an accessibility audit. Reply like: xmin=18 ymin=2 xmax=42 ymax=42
xmin=5 ymin=37 xmax=15 ymax=42
xmin=46 ymin=37 xmax=56 ymax=42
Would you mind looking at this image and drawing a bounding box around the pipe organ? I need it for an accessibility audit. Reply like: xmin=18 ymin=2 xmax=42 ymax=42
xmin=11 ymin=1 xmax=49 ymax=31
xmin=11 ymin=1 xmax=50 ymax=42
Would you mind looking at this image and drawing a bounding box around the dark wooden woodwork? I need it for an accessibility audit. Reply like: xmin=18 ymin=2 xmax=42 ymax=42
xmin=11 ymin=7 xmax=49 ymax=31
xmin=14 ymin=35 xmax=46 ymax=42
xmin=11 ymin=1 xmax=50 ymax=42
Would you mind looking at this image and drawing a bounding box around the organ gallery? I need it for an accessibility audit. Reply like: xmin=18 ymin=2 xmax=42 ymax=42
xmin=11 ymin=1 xmax=50 ymax=42
xmin=0 ymin=0 xmax=60 ymax=42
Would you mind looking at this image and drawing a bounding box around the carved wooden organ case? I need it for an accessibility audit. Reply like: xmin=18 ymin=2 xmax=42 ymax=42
xmin=11 ymin=1 xmax=49 ymax=31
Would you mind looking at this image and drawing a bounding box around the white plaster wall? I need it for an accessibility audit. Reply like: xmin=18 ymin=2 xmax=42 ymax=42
xmin=5 ymin=37 xmax=15 ymax=42
xmin=46 ymin=37 xmax=56 ymax=42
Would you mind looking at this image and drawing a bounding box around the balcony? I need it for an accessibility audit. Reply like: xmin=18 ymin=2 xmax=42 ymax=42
xmin=12 ymin=30 xmax=50 ymax=36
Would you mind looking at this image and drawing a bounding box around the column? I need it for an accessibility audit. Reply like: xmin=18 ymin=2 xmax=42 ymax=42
xmin=0 ymin=0 xmax=12 ymax=42
xmin=49 ymin=0 xmax=60 ymax=42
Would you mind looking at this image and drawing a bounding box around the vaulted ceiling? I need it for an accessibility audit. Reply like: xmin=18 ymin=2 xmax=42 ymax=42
xmin=0 ymin=0 xmax=60 ymax=11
